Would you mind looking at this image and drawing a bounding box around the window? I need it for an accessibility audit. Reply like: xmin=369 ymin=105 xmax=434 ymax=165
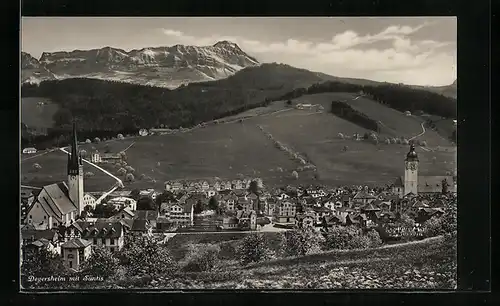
xmin=44 ymin=216 xmax=47 ymax=220
xmin=101 ymin=238 xmax=106 ymax=245
xmin=69 ymin=261 xmax=73 ymax=268
xmin=110 ymin=247 xmax=115 ymax=252
xmin=93 ymin=238 xmax=97 ymax=245
xmin=68 ymin=253 xmax=74 ymax=259
xmin=29 ymin=215 xmax=32 ymax=219
xmin=110 ymin=238 xmax=115 ymax=245
xmin=78 ymin=249 xmax=84 ymax=258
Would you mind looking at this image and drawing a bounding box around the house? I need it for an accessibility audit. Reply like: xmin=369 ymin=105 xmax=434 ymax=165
xmin=201 ymin=181 xmax=210 ymax=191
xmin=222 ymin=194 xmax=238 ymax=211
xmin=353 ymin=191 xmax=377 ymax=205
xmin=264 ymin=198 xmax=276 ymax=216
xmin=213 ymin=181 xmax=222 ymax=191
xmin=60 ymin=238 xmax=92 ymax=271
xmin=23 ymin=238 xmax=59 ymax=256
xmin=295 ymin=213 xmax=315 ymax=229
xmin=323 ymin=214 xmax=346 ymax=228
xmin=107 ymin=196 xmax=137 ymax=211
xmin=237 ymin=196 xmax=253 ymax=212
xmin=311 ymin=206 xmax=331 ymax=224
xmin=91 ymin=152 xmax=122 ymax=164
xmin=25 ymin=182 xmax=79 ymax=230
xmin=130 ymin=219 xmax=154 ymax=235
xmin=62 ymin=220 xmax=127 ymax=253
xmin=234 ymin=180 xmax=243 ymax=190
xmin=108 ymin=207 xmax=135 ymax=220
xmin=134 ymin=210 xmax=159 ymax=228
xmin=83 ymin=193 xmax=97 ymax=209
xmin=156 ymin=216 xmax=178 ymax=232
xmin=220 ymin=216 xmax=239 ymax=229
xmin=22 ymin=147 xmax=37 ymax=154
xmin=274 ymin=201 xmax=296 ymax=224
xmin=21 ymin=228 xmax=59 ymax=246
xmin=237 ymin=210 xmax=257 ymax=230
xmin=162 ymin=201 xmax=194 ymax=225
xmin=171 ymin=182 xmax=184 ymax=192
xmin=206 ymin=189 xmax=217 ymax=198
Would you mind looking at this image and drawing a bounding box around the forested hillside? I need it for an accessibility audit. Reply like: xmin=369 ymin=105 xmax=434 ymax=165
xmin=277 ymin=81 xmax=457 ymax=119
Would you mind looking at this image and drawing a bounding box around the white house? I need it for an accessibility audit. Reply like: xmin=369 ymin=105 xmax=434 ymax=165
xmin=274 ymin=201 xmax=297 ymax=224
xmin=22 ymin=147 xmax=37 ymax=154
xmin=83 ymin=193 xmax=97 ymax=209
xmin=107 ymin=196 xmax=137 ymax=211
xmin=60 ymin=238 xmax=92 ymax=271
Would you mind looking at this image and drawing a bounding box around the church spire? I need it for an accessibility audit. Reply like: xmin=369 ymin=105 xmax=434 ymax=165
xmin=68 ymin=121 xmax=81 ymax=175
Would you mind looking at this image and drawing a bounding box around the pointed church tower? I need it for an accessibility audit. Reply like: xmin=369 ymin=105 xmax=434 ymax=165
xmin=68 ymin=121 xmax=84 ymax=215
xmin=404 ymin=143 xmax=419 ymax=195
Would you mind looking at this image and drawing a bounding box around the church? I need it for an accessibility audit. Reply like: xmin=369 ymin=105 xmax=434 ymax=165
xmin=391 ymin=144 xmax=457 ymax=197
xmin=24 ymin=122 xmax=85 ymax=230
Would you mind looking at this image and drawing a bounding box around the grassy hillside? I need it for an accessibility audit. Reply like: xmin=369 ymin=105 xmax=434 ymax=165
xmin=157 ymin=235 xmax=456 ymax=289
xmin=21 ymin=97 xmax=59 ymax=129
xmin=20 ymin=149 xmax=116 ymax=192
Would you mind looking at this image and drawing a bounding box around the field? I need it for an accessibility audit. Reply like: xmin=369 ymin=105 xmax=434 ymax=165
xmin=21 ymin=97 xmax=58 ymax=129
xmin=20 ymin=91 xmax=456 ymax=191
xmin=21 ymin=149 xmax=116 ymax=192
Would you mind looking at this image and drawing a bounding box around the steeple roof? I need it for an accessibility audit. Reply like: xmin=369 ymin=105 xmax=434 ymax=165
xmin=68 ymin=121 xmax=82 ymax=174
xmin=405 ymin=143 xmax=419 ymax=161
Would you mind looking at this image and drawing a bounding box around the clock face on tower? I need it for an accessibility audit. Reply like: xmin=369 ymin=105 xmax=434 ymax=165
xmin=406 ymin=162 xmax=417 ymax=170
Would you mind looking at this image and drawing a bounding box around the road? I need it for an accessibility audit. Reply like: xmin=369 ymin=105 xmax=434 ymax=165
xmin=409 ymin=122 xmax=426 ymax=141
xmin=21 ymin=148 xmax=58 ymax=162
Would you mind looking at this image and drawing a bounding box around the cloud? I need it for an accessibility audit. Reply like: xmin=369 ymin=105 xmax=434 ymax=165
xmin=160 ymin=23 xmax=456 ymax=86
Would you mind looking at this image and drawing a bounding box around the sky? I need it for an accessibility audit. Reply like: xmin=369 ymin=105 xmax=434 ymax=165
xmin=21 ymin=17 xmax=456 ymax=86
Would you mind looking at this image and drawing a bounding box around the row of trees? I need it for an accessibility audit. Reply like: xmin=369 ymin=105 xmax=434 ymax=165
xmin=330 ymin=101 xmax=380 ymax=132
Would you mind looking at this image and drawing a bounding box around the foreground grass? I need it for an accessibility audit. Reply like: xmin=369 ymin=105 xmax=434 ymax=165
xmin=107 ymin=235 xmax=456 ymax=290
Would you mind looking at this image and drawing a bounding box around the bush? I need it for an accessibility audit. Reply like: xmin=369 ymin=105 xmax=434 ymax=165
xmin=338 ymin=133 xmax=344 ymax=139
xmin=183 ymin=244 xmax=220 ymax=272
xmin=84 ymin=172 xmax=95 ymax=178
xmin=94 ymin=137 xmax=100 ymax=143
xmin=366 ymin=229 xmax=383 ymax=247
xmin=117 ymin=168 xmax=127 ymax=176
xmin=422 ymin=216 xmax=443 ymax=237
xmin=117 ymin=134 xmax=124 ymax=140
xmin=281 ymin=228 xmax=322 ymax=257
xmin=79 ymin=149 xmax=87 ymax=158
xmin=86 ymin=139 xmax=91 ymax=144
xmin=236 ymin=233 xmax=274 ymax=265
xmin=125 ymin=173 xmax=135 ymax=182
xmin=125 ymin=165 xmax=135 ymax=173
xmin=348 ymin=235 xmax=372 ymax=249
xmin=384 ymin=138 xmax=391 ymax=145
xmin=292 ymin=171 xmax=299 ymax=180
xmin=323 ymin=226 xmax=362 ymax=250
xmin=32 ymin=163 xmax=42 ymax=170
xmin=80 ymin=246 xmax=119 ymax=279
xmin=138 ymin=174 xmax=146 ymax=180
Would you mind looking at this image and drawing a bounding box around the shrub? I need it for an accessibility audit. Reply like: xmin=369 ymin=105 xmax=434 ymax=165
xmin=138 ymin=174 xmax=146 ymax=180
xmin=125 ymin=166 xmax=135 ymax=173
xmin=349 ymin=235 xmax=372 ymax=249
xmin=183 ymin=244 xmax=220 ymax=272
xmin=32 ymin=163 xmax=42 ymax=170
xmin=422 ymin=216 xmax=443 ymax=237
xmin=79 ymin=149 xmax=87 ymax=157
xmin=84 ymin=172 xmax=95 ymax=178
xmin=366 ymin=229 xmax=383 ymax=247
xmin=125 ymin=173 xmax=135 ymax=182
xmin=117 ymin=168 xmax=127 ymax=176
xmin=384 ymin=138 xmax=391 ymax=145
xmin=236 ymin=233 xmax=274 ymax=265
xmin=338 ymin=133 xmax=344 ymax=139
xmin=323 ymin=226 xmax=361 ymax=250
xmin=94 ymin=137 xmax=100 ymax=143
xmin=117 ymin=134 xmax=124 ymax=140
xmin=80 ymin=246 xmax=119 ymax=279
xmin=281 ymin=228 xmax=322 ymax=257
xmin=292 ymin=171 xmax=299 ymax=180
xmin=402 ymin=138 xmax=409 ymax=145
xmin=85 ymin=139 xmax=91 ymax=144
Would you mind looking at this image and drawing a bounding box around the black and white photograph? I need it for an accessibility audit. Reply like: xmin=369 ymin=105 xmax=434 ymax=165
xmin=20 ymin=17 xmax=458 ymax=290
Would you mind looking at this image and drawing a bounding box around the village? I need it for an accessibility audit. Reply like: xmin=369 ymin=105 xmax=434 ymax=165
xmin=20 ymin=124 xmax=457 ymax=272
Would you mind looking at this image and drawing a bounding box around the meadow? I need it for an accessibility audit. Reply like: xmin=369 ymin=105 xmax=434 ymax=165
xmin=21 ymin=149 xmax=116 ymax=192
xmin=21 ymin=97 xmax=59 ymax=129
xmin=20 ymin=92 xmax=456 ymax=191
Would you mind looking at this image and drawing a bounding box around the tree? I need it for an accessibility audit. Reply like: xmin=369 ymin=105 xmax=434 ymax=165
xmin=33 ymin=163 xmax=42 ymax=170
xmin=119 ymin=235 xmax=177 ymax=277
xmin=130 ymin=189 xmax=141 ymax=200
xmin=338 ymin=133 xmax=344 ymax=139
xmin=286 ymin=100 xmax=292 ymax=106
xmin=124 ymin=166 xmax=135 ymax=173
xmin=183 ymin=244 xmax=220 ymax=272
xmin=21 ymin=248 xmax=67 ymax=284
xmin=53 ymin=108 xmax=73 ymax=126
xmin=79 ymin=149 xmax=87 ymax=158
xmin=125 ymin=173 xmax=135 ymax=182
xmin=442 ymin=179 xmax=449 ymax=194
xmin=194 ymin=200 xmax=204 ymax=214
xmin=117 ymin=168 xmax=127 ymax=176
xmin=248 ymin=180 xmax=260 ymax=195
xmin=137 ymin=196 xmax=156 ymax=211
xmin=208 ymin=196 xmax=219 ymax=211
xmin=93 ymin=204 xmax=118 ymax=218
xmin=94 ymin=137 xmax=101 ymax=143
xmin=236 ymin=233 xmax=274 ymax=265
xmin=80 ymin=246 xmax=119 ymax=279
xmin=292 ymin=171 xmax=299 ymax=180
xmin=281 ymin=228 xmax=321 ymax=257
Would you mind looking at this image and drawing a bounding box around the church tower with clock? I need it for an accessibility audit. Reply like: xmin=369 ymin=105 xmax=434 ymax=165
xmin=404 ymin=143 xmax=419 ymax=195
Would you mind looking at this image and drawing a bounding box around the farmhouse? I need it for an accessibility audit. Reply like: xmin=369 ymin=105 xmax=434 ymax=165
xmin=22 ymin=147 xmax=37 ymax=154
xmin=91 ymin=152 xmax=122 ymax=164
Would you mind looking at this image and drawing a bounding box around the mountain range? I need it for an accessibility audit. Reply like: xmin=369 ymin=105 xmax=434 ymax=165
xmin=21 ymin=41 xmax=456 ymax=97
xmin=21 ymin=41 xmax=259 ymax=88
